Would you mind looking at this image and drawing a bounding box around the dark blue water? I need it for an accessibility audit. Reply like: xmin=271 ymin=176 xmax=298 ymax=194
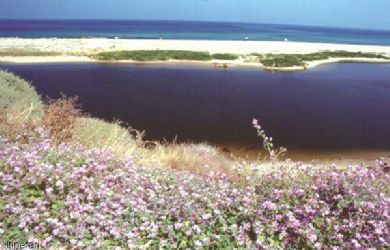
xmin=1 ymin=62 xmax=390 ymax=150
xmin=1 ymin=20 xmax=390 ymax=45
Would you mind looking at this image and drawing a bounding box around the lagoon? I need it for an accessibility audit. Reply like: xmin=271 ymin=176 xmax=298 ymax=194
xmin=1 ymin=62 xmax=390 ymax=153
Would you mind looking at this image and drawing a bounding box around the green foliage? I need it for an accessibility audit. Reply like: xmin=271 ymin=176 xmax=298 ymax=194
xmin=19 ymin=188 xmax=45 ymax=206
xmin=316 ymin=50 xmax=389 ymax=59
xmin=211 ymin=53 xmax=239 ymax=60
xmin=0 ymin=71 xmax=43 ymax=124
xmin=95 ymin=50 xmax=213 ymax=61
xmin=94 ymin=50 xmax=240 ymax=61
xmin=260 ymin=54 xmax=305 ymax=67
xmin=2 ymin=227 xmax=27 ymax=243
xmin=257 ymin=51 xmax=389 ymax=67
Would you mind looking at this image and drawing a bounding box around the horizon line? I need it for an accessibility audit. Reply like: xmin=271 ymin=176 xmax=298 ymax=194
xmin=1 ymin=18 xmax=389 ymax=32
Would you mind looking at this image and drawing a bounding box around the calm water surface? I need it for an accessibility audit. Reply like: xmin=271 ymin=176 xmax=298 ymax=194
xmin=1 ymin=20 xmax=390 ymax=45
xmin=1 ymin=62 xmax=390 ymax=151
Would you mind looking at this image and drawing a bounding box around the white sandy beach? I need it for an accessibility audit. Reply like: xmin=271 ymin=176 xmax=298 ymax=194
xmin=1 ymin=38 xmax=390 ymax=70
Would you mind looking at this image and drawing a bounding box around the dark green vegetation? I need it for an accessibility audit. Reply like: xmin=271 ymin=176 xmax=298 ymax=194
xmin=94 ymin=50 xmax=238 ymax=61
xmin=1 ymin=48 xmax=387 ymax=69
xmin=94 ymin=50 xmax=389 ymax=67
xmin=259 ymin=54 xmax=306 ymax=67
xmin=254 ymin=51 xmax=390 ymax=67
xmin=211 ymin=53 xmax=239 ymax=60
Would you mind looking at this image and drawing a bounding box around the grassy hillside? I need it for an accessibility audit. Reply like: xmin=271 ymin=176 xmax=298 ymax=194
xmin=0 ymin=71 xmax=43 ymax=125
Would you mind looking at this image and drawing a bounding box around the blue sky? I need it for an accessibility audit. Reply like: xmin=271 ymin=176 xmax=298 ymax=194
xmin=0 ymin=0 xmax=389 ymax=30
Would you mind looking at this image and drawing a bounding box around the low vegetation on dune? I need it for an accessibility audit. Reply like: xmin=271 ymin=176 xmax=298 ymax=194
xmin=0 ymin=71 xmax=389 ymax=248
xmin=94 ymin=50 xmax=239 ymax=61
xmin=210 ymin=53 xmax=239 ymax=60
xmin=257 ymin=54 xmax=306 ymax=67
xmin=0 ymin=48 xmax=61 ymax=57
xmin=253 ymin=50 xmax=390 ymax=67
xmin=94 ymin=50 xmax=389 ymax=68
xmin=1 ymin=48 xmax=388 ymax=70
xmin=95 ymin=50 xmax=212 ymax=61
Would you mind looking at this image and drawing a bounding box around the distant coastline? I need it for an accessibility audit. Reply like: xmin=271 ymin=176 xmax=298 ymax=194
xmin=1 ymin=38 xmax=390 ymax=71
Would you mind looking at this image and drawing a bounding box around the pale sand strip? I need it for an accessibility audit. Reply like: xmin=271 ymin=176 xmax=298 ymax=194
xmin=1 ymin=38 xmax=390 ymax=70
xmin=0 ymin=55 xmax=95 ymax=63
xmin=1 ymin=38 xmax=390 ymax=54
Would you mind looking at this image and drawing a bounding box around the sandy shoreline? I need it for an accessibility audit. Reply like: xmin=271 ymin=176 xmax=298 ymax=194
xmin=222 ymin=144 xmax=390 ymax=167
xmin=1 ymin=38 xmax=390 ymax=70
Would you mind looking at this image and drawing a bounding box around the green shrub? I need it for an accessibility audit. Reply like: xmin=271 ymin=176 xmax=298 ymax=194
xmin=257 ymin=51 xmax=389 ymax=67
xmin=260 ymin=54 xmax=305 ymax=67
xmin=211 ymin=53 xmax=239 ymax=60
xmin=95 ymin=50 xmax=213 ymax=61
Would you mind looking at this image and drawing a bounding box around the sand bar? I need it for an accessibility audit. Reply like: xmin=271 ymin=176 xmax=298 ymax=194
xmin=1 ymin=38 xmax=390 ymax=70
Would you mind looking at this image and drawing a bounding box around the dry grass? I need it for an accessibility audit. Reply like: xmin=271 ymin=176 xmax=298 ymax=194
xmin=72 ymin=117 xmax=239 ymax=177
xmin=150 ymin=142 xmax=237 ymax=176
xmin=0 ymin=71 xmax=43 ymax=139
xmin=72 ymin=116 xmax=147 ymax=158
xmin=72 ymin=116 xmax=239 ymax=176
xmin=0 ymin=48 xmax=61 ymax=57
xmin=72 ymin=115 xmax=239 ymax=176
xmin=0 ymin=109 xmax=31 ymax=141
xmin=0 ymin=71 xmax=43 ymax=124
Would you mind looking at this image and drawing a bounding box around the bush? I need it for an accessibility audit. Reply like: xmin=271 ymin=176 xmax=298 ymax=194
xmin=95 ymin=50 xmax=212 ymax=61
xmin=258 ymin=51 xmax=389 ymax=67
xmin=43 ymin=97 xmax=80 ymax=144
xmin=211 ymin=53 xmax=239 ymax=60
xmin=260 ymin=54 xmax=305 ymax=67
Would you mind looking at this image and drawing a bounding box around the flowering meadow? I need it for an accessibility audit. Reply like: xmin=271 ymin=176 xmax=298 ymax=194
xmin=0 ymin=127 xmax=389 ymax=249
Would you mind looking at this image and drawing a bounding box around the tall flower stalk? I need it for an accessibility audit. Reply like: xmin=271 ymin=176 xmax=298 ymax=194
xmin=252 ymin=118 xmax=286 ymax=161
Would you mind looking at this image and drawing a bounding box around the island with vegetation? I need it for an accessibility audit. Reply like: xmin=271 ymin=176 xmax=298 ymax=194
xmin=1 ymin=70 xmax=389 ymax=248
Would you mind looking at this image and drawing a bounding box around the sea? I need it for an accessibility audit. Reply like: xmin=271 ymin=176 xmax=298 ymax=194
xmin=1 ymin=19 xmax=390 ymax=45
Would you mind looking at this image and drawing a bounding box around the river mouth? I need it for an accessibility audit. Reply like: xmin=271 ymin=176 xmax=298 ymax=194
xmin=1 ymin=62 xmax=390 ymax=161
